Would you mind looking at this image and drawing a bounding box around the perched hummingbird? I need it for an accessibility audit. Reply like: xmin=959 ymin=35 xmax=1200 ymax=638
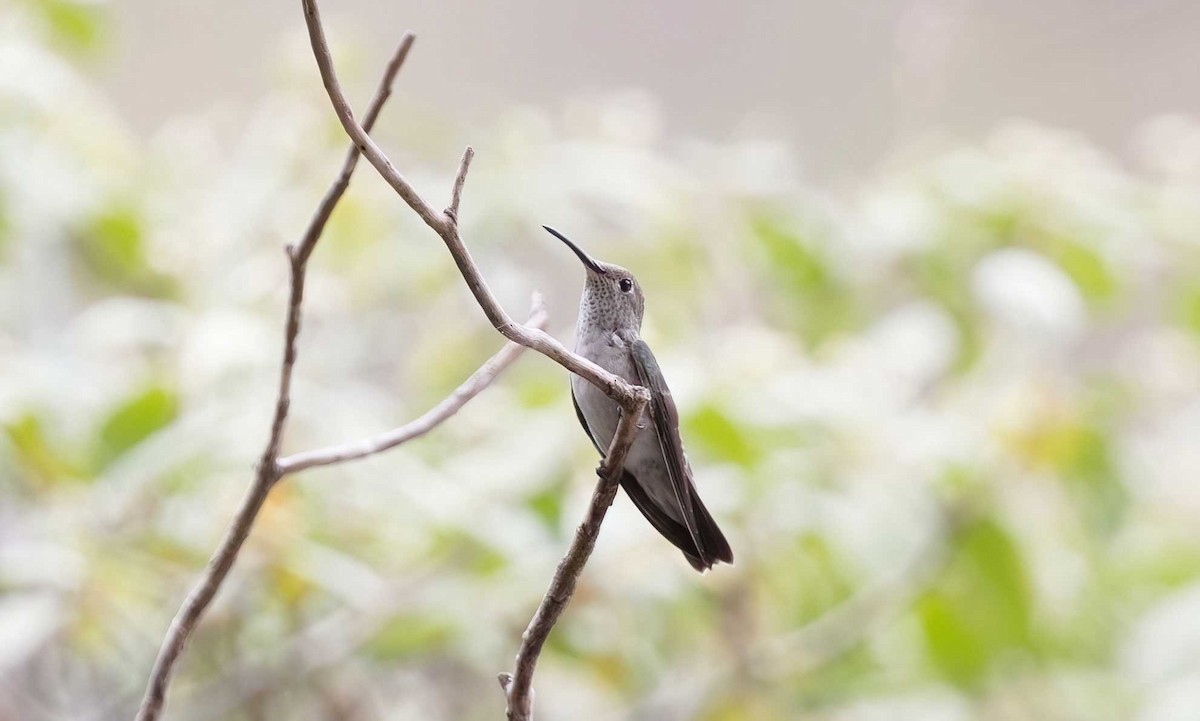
xmin=546 ymin=226 xmax=733 ymax=572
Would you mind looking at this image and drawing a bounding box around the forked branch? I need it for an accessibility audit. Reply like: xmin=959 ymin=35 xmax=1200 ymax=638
xmin=134 ymin=36 xmax=539 ymax=721
xmin=498 ymin=405 xmax=647 ymax=721
xmin=299 ymin=2 xmax=651 ymax=718
xmin=300 ymin=0 xmax=648 ymax=415
xmin=276 ymin=294 xmax=547 ymax=475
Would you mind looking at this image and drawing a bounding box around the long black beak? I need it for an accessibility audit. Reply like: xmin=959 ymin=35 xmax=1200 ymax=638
xmin=543 ymin=226 xmax=607 ymax=275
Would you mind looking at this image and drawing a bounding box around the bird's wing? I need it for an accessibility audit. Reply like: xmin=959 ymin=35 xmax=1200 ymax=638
xmin=573 ymin=381 xmax=709 ymax=569
xmin=628 ymin=337 xmax=706 ymax=562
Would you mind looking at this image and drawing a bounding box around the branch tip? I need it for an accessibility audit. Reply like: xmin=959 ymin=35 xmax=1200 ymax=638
xmin=448 ymin=145 xmax=475 ymax=221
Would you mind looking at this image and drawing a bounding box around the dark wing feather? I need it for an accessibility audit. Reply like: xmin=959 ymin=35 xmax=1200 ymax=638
xmin=573 ymin=389 xmax=708 ymax=569
xmin=628 ymin=338 xmax=707 ymax=564
xmin=571 ymin=361 xmax=732 ymax=571
xmin=618 ymin=470 xmax=709 ymax=571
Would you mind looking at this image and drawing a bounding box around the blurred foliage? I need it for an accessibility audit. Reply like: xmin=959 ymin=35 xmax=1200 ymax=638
xmin=3 ymin=3 xmax=1200 ymax=721
xmin=93 ymin=384 xmax=179 ymax=471
xmin=17 ymin=0 xmax=108 ymax=57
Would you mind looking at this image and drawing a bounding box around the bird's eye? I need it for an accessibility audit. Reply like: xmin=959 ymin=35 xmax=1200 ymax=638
xmin=619 ymin=278 xmax=633 ymax=293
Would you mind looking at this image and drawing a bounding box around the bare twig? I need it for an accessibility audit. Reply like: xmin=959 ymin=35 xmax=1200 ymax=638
xmin=268 ymin=30 xmax=415 ymax=464
xmin=134 ymin=36 xmax=526 ymax=721
xmin=498 ymin=405 xmax=647 ymax=721
xmin=293 ymin=31 xmax=415 ymax=266
xmin=277 ymin=296 xmax=548 ymax=475
xmin=446 ymin=146 xmax=474 ymax=221
xmin=300 ymin=0 xmax=649 ymax=414
xmin=135 ymin=478 xmax=274 ymax=721
xmin=299 ymin=4 xmax=653 ymax=718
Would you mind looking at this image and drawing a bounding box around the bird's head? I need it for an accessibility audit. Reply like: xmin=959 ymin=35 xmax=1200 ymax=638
xmin=544 ymin=226 xmax=644 ymax=331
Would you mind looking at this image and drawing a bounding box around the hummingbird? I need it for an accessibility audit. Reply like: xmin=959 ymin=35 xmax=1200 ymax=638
xmin=546 ymin=226 xmax=733 ymax=572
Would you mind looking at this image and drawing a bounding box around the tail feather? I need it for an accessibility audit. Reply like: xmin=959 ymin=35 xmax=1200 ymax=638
xmin=694 ymin=495 xmax=734 ymax=567
xmin=620 ymin=470 xmax=733 ymax=572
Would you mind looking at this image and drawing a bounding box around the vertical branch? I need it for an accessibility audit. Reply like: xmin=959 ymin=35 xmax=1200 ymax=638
xmin=499 ymin=402 xmax=648 ymax=721
xmin=134 ymin=38 xmax=415 ymax=721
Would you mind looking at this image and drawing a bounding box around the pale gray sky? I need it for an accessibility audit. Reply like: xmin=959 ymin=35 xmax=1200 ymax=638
xmin=96 ymin=0 xmax=1200 ymax=181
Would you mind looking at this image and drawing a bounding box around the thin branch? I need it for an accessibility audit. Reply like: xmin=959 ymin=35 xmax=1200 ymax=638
xmin=498 ymin=403 xmax=647 ymax=721
xmin=267 ymin=30 xmax=415 ymax=466
xmin=446 ymin=146 xmax=474 ymax=222
xmin=294 ymin=31 xmax=415 ymax=266
xmin=136 ymin=38 xmax=415 ymax=721
xmin=169 ymin=292 xmax=545 ymax=719
xmin=300 ymin=0 xmax=649 ymax=415
xmin=134 ymin=472 xmax=274 ymax=721
xmin=300 ymin=5 xmax=654 ymax=718
xmin=277 ymin=296 xmax=548 ymax=475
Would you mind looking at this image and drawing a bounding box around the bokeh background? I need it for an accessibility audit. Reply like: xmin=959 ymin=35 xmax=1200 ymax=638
xmin=4 ymin=1 xmax=1200 ymax=720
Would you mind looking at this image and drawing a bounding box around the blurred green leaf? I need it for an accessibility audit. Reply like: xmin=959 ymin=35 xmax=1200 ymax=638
xmin=526 ymin=473 xmax=567 ymax=535
xmin=36 ymin=0 xmax=108 ymax=55
xmin=918 ymin=519 xmax=1034 ymax=688
xmin=1174 ymin=281 xmax=1200 ymax=338
xmin=5 ymin=414 xmax=84 ymax=487
xmin=1109 ymin=542 xmax=1200 ymax=594
xmin=268 ymin=564 xmax=316 ymax=608
xmin=77 ymin=205 xmax=176 ymax=297
xmin=322 ymin=196 xmax=379 ymax=261
xmin=685 ymin=403 xmax=760 ymax=468
xmin=918 ymin=592 xmax=988 ymax=686
xmin=748 ymin=214 xmax=859 ymax=348
xmin=762 ymin=534 xmax=854 ymax=630
xmin=630 ymin=230 xmax=710 ymax=340
xmin=427 ymin=527 xmax=508 ymax=576
xmin=1012 ymin=418 xmax=1127 ymax=537
xmin=587 ymin=651 xmax=636 ymax=693
xmin=752 ymin=218 xmax=831 ymax=292
xmin=514 ymin=371 xmax=564 ymax=409
xmin=1061 ymin=426 xmax=1127 ymax=537
xmin=137 ymin=532 xmax=210 ymax=568
xmin=1051 ymin=240 xmax=1118 ymax=304
xmin=796 ymin=649 xmax=885 ymax=711
xmin=90 ymin=207 xmax=141 ymax=268
xmin=703 ymin=692 xmax=792 ymax=721
xmin=409 ymin=330 xmax=492 ymax=407
xmin=93 ymin=385 xmax=179 ymax=471
xmin=362 ymin=614 xmax=455 ymax=661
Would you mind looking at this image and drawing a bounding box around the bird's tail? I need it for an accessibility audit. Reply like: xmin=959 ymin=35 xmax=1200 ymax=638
xmin=620 ymin=470 xmax=733 ymax=572
xmin=685 ymin=494 xmax=734 ymax=572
